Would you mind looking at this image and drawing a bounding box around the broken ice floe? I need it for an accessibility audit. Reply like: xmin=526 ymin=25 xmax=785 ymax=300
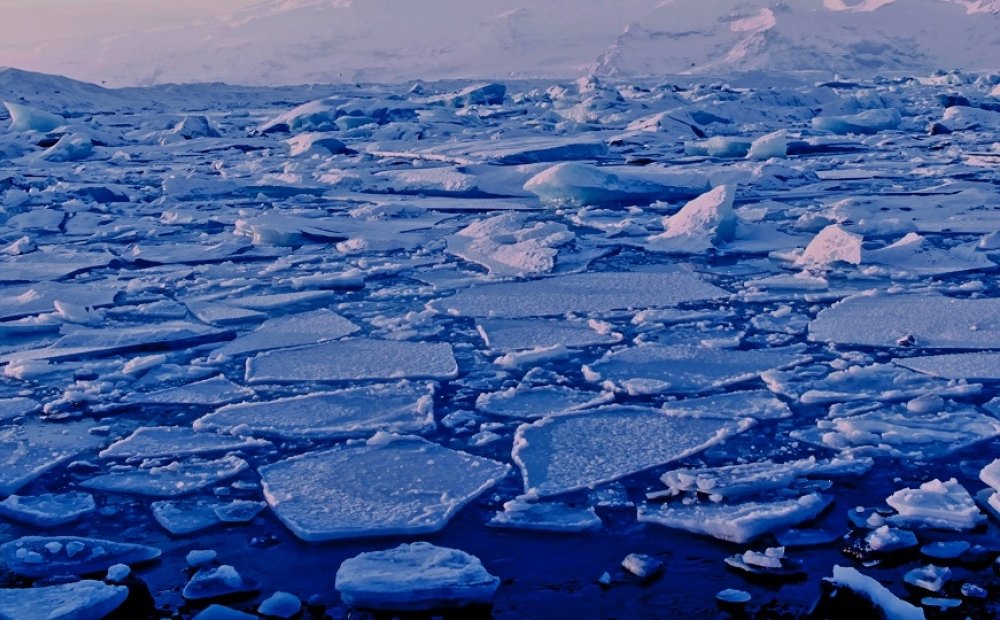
xmin=0 ymin=535 xmax=161 ymax=578
xmin=637 ymin=494 xmax=831 ymax=544
xmin=82 ymin=455 xmax=249 ymax=497
xmin=487 ymin=498 xmax=601 ymax=532
xmin=259 ymin=435 xmax=509 ymax=541
xmin=335 ymin=542 xmax=499 ymax=611
xmin=195 ymin=382 xmax=435 ymax=440
xmin=0 ymin=581 xmax=127 ymax=620
xmin=886 ymin=478 xmax=984 ymax=531
xmin=210 ymin=308 xmax=359 ymax=359
xmin=523 ymin=162 xmax=709 ymax=206
xmin=0 ymin=422 xmax=104 ymax=495
xmin=475 ymin=385 xmax=612 ymax=420
xmin=429 ymin=270 xmax=727 ymax=318
xmin=0 ymin=492 xmax=95 ymax=528
xmin=99 ymin=426 xmax=269 ymax=459
xmin=512 ymin=406 xmax=751 ymax=497
xmin=246 ymin=339 xmax=458 ymax=383
xmin=584 ymin=344 xmax=808 ymax=395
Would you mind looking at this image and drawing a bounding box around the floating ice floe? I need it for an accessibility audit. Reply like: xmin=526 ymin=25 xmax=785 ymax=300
xmin=791 ymin=405 xmax=1000 ymax=458
xmin=259 ymin=435 xmax=509 ymax=541
xmin=0 ymin=536 xmax=161 ymax=578
xmin=335 ymin=542 xmax=500 ymax=611
xmin=0 ymin=492 xmax=95 ymax=528
xmin=646 ymin=185 xmax=738 ymax=254
xmin=487 ymin=498 xmax=601 ymax=532
xmin=124 ymin=376 xmax=253 ymax=406
xmin=210 ymin=308 xmax=359 ymax=358
xmin=523 ymin=162 xmax=708 ymax=206
xmin=476 ymin=318 xmax=621 ymax=351
xmin=246 ymin=339 xmax=457 ymax=383
xmin=195 ymin=382 xmax=435 ymax=440
xmin=660 ymin=456 xmax=872 ymax=500
xmin=153 ymin=499 xmax=227 ymax=535
xmin=811 ymin=109 xmax=901 ymax=134
xmin=904 ymin=564 xmax=951 ymax=593
xmin=82 ymin=455 xmax=249 ymax=497
xmin=99 ymin=426 xmax=269 ymax=459
xmin=3 ymin=101 xmax=65 ymax=132
xmin=0 ymin=581 xmax=127 ymax=620
xmin=475 ymin=385 xmax=613 ymax=420
xmin=660 ymin=390 xmax=792 ymax=421
xmin=886 ymin=479 xmax=984 ymax=531
xmin=0 ymin=282 xmax=118 ymax=322
xmin=637 ymin=494 xmax=831 ymax=544
xmin=512 ymin=406 xmax=751 ymax=497
xmin=818 ymin=566 xmax=924 ymax=620
xmin=429 ymin=270 xmax=727 ymax=318
xmin=809 ymin=294 xmax=1000 ymax=349
xmin=584 ymin=344 xmax=808 ymax=395
xmin=0 ymin=422 xmax=104 ymax=495
xmin=183 ymin=564 xmax=257 ymax=600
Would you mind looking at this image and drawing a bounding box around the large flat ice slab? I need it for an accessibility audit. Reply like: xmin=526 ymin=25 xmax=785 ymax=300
xmin=0 ymin=580 xmax=127 ymax=620
xmin=893 ymin=352 xmax=1000 ymax=381
xmin=246 ymin=339 xmax=458 ymax=383
xmin=195 ymin=382 xmax=435 ymax=439
xmin=210 ymin=309 xmax=359 ymax=358
xmin=0 ymin=536 xmax=161 ymax=578
xmin=82 ymin=455 xmax=249 ymax=497
xmin=0 ymin=423 xmax=104 ymax=495
xmin=476 ymin=318 xmax=621 ymax=351
xmin=335 ymin=542 xmax=500 ymax=611
xmin=260 ymin=435 xmax=510 ymax=541
xmin=809 ymin=294 xmax=1000 ymax=349
xmin=429 ymin=271 xmax=727 ymax=318
xmin=512 ymin=406 xmax=751 ymax=497
xmin=99 ymin=427 xmax=269 ymax=459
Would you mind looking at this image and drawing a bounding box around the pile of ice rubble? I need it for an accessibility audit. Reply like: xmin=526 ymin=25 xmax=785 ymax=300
xmin=0 ymin=67 xmax=999 ymax=618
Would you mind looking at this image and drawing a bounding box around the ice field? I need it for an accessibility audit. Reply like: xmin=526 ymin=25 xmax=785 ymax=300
xmin=1 ymin=53 xmax=1000 ymax=618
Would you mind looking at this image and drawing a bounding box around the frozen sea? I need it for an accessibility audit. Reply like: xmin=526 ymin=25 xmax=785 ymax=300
xmin=0 ymin=66 xmax=999 ymax=619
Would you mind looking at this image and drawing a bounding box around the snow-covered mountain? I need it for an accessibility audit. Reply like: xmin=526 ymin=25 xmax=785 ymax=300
xmin=0 ymin=0 xmax=997 ymax=86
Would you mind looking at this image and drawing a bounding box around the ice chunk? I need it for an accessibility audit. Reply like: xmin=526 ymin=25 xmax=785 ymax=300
xmin=0 ymin=492 xmax=95 ymax=528
xmin=186 ymin=301 xmax=265 ymax=326
xmin=82 ymin=455 xmax=249 ymax=497
xmin=524 ymin=162 xmax=708 ymax=206
xmin=824 ymin=566 xmax=924 ymax=620
xmin=809 ymin=294 xmax=1000 ymax=349
xmin=427 ymin=83 xmax=506 ymax=107
xmin=447 ymin=212 xmax=574 ymax=277
xmin=193 ymin=605 xmax=257 ymax=620
xmin=476 ymin=385 xmax=612 ymax=420
xmin=748 ymin=130 xmax=788 ymax=159
xmin=3 ymin=101 xmax=65 ymax=132
xmin=487 ymin=499 xmax=601 ymax=532
xmin=195 ymin=382 xmax=434 ymax=440
xmin=1 ymin=536 xmax=160 ymax=578
xmin=637 ymin=494 xmax=831 ymax=544
xmin=183 ymin=564 xmax=257 ymax=600
xmin=621 ymin=553 xmax=663 ymax=581
xmin=0 ymin=581 xmax=127 ymax=620
xmin=431 ymin=271 xmax=726 ymax=318
xmin=795 ymin=224 xmax=863 ymax=267
xmin=683 ymin=136 xmax=752 ymax=158
xmin=904 ymin=564 xmax=950 ymax=593
xmin=258 ymin=591 xmax=301 ymax=618
xmin=0 ymin=282 xmax=117 ymax=322
xmin=646 ymin=185 xmax=738 ymax=254
xmin=170 ymin=115 xmax=220 ymax=139
xmin=660 ymin=391 xmax=792 ymax=421
xmin=124 ymin=376 xmax=254 ymax=406
xmin=285 ymin=132 xmax=347 ymax=156
xmin=335 ymin=542 xmax=499 ymax=611
xmin=211 ymin=309 xmax=359 ymax=358
xmin=893 ymin=351 xmax=1000 ymax=381
xmin=0 ymin=422 xmax=104 ymax=495
xmin=37 ymin=132 xmax=93 ymax=162
xmin=476 ymin=318 xmax=621 ymax=351
xmin=811 ymin=109 xmax=901 ymax=134
xmin=152 ymin=500 xmax=223 ymax=535
xmin=886 ymin=478 xmax=984 ymax=531
xmin=585 ymin=344 xmax=807 ymax=395
xmin=260 ymin=436 xmax=509 ymax=541
xmin=246 ymin=339 xmax=458 ymax=383
xmin=99 ymin=427 xmax=269 ymax=459
xmin=512 ymin=406 xmax=750 ymax=497
xmin=256 ymin=98 xmax=340 ymax=134
xmin=980 ymin=458 xmax=1000 ymax=492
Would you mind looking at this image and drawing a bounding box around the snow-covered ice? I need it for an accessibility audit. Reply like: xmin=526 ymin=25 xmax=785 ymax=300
xmin=260 ymin=435 xmax=510 ymax=541
xmin=0 ymin=580 xmax=127 ymax=620
xmin=0 ymin=536 xmax=161 ymax=578
xmin=335 ymin=543 xmax=500 ymax=611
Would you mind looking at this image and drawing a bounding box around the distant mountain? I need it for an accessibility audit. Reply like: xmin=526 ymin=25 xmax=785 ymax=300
xmin=0 ymin=0 xmax=996 ymax=86
xmin=593 ymin=0 xmax=1000 ymax=77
